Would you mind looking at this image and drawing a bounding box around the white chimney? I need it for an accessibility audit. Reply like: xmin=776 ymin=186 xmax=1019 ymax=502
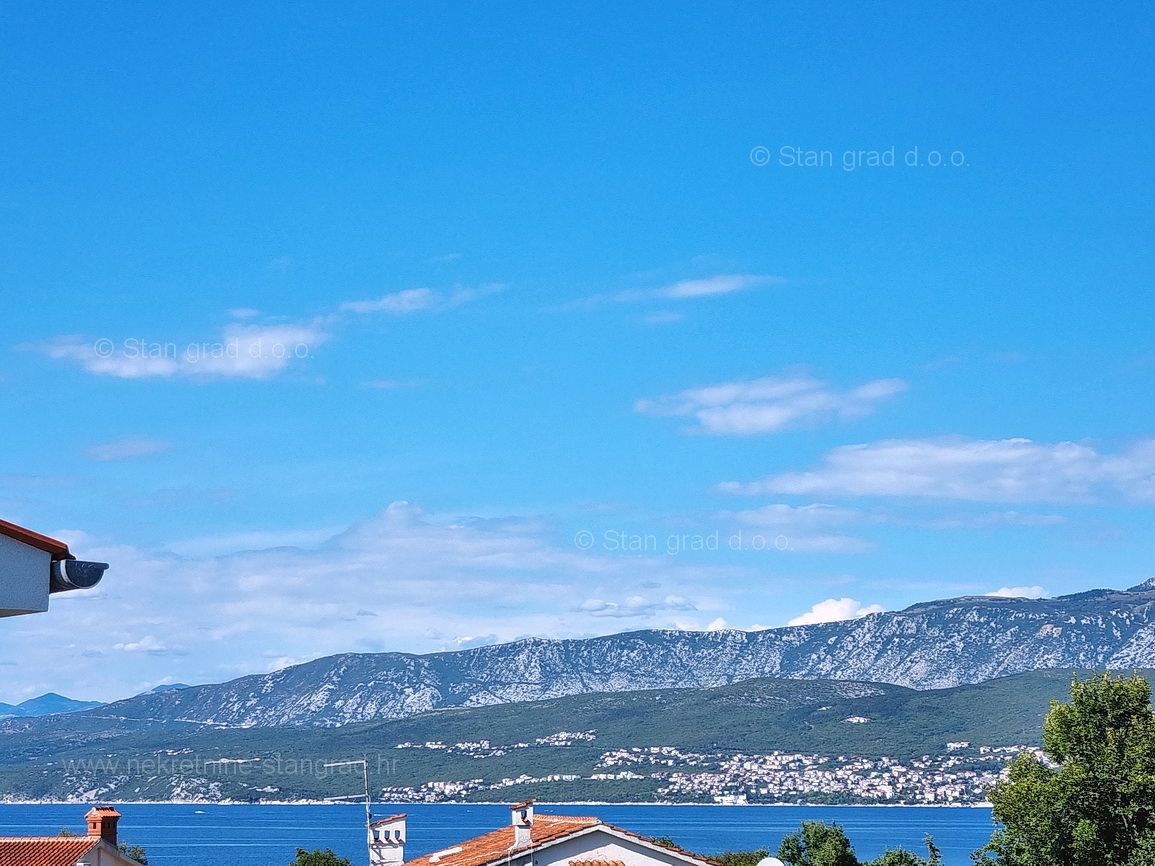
xmin=511 ymin=800 xmax=534 ymax=848
xmin=369 ymin=813 xmax=406 ymax=866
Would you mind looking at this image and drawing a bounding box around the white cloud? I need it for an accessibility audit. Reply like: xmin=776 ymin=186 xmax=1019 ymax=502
xmin=721 ymin=436 xmax=1155 ymax=503
xmin=165 ymin=526 xmax=349 ymax=558
xmin=571 ymin=273 xmax=780 ymax=310
xmin=788 ymin=597 xmax=885 ymax=626
xmin=1 ymin=503 xmax=745 ymax=701
xmin=637 ymin=373 xmax=907 ymax=436
xmin=341 ymin=284 xmax=502 ymax=315
xmin=37 ymin=323 xmax=328 ymax=381
xmin=341 ymin=287 xmax=438 ymax=315
xmin=730 ymin=503 xmax=861 ymax=528
xmin=705 ymin=617 xmax=730 ymax=631
xmin=88 ymin=435 xmax=171 ymax=462
xmin=452 ymin=634 xmax=499 ymax=649
xmin=723 ymin=503 xmax=874 ymax=553
xmin=32 ymin=282 xmax=502 ymax=383
xmin=578 ymin=594 xmax=697 ymax=618
xmin=113 ymin=635 xmax=168 ymax=653
xmin=986 ymin=586 xmax=1047 ymax=599
xmin=657 ymin=275 xmax=772 ymax=299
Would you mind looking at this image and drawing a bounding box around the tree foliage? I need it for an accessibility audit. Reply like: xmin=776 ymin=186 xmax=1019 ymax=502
xmin=288 ymin=848 xmax=353 ymax=866
xmin=777 ymin=822 xmax=859 ymax=866
xmin=774 ymin=822 xmax=941 ymax=866
xmin=711 ymin=848 xmax=770 ymax=866
xmin=118 ymin=841 xmax=149 ymax=864
xmin=868 ymin=852 xmax=925 ymax=866
xmin=868 ymin=840 xmax=941 ymax=866
xmin=974 ymin=672 xmax=1155 ymax=866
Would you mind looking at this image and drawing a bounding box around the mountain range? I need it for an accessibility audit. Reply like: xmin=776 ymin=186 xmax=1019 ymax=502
xmin=0 ymin=693 xmax=104 ymax=719
xmin=0 ymin=669 xmax=1098 ymax=803
xmin=0 ymin=684 xmax=192 ymax=720
xmin=8 ymin=580 xmax=1155 ymax=731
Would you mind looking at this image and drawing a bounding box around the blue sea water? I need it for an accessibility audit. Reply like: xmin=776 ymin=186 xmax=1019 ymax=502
xmin=0 ymin=803 xmax=995 ymax=866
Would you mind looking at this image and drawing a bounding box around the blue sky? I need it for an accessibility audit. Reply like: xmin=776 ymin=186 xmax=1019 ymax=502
xmin=2 ymin=1 xmax=1154 ymax=701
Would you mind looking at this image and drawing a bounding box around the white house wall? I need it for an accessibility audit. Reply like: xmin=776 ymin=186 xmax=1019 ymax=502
xmin=0 ymin=534 xmax=50 ymax=616
xmin=531 ymin=829 xmax=701 ymax=866
xmin=76 ymin=842 xmax=141 ymax=866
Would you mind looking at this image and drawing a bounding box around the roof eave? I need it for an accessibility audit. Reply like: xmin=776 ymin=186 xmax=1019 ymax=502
xmin=0 ymin=518 xmax=74 ymax=560
xmin=447 ymin=823 xmax=719 ymax=866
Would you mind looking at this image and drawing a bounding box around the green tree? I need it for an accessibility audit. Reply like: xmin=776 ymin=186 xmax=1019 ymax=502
xmin=868 ymin=852 xmax=923 ymax=866
xmin=289 ymin=849 xmax=353 ymax=866
xmin=117 ymin=841 xmax=149 ymax=864
xmin=711 ymin=849 xmax=770 ymax=866
xmin=864 ymin=835 xmax=942 ymax=866
xmin=777 ymin=821 xmax=859 ymax=866
xmin=974 ymin=672 xmax=1155 ymax=866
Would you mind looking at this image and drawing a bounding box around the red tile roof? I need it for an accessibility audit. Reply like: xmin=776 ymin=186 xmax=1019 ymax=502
xmin=371 ymin=813 xmax=408 ymax=827
xmin=404 ymin=815 xmax=719 ymax=866
xmin=0 ymin=837 xmax=98 ymax=866
xmin=0 ymin=519 xmax=73 ymax=560
xmin=405 ymin=815 xmax=601 ymax=866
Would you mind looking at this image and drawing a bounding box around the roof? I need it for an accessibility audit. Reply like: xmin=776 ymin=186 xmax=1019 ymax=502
xmin=404 ymin=815 xmax=601 ymax=866
xmin=0 ymin=519 xmax=73 ymax=560
xmin=404 ymin=816 xmax=719 ymax=866
xmin=599 ymin=825 xmax=719 ymax=866
xmin=0 ymin=837 xmax=97 ymax=866
xmin=371 ymin=813 xmax=408 ymax=827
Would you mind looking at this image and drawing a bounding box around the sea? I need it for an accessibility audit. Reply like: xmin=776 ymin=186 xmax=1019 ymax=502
xmin=0 ymin=803 xmax=996 ymax=866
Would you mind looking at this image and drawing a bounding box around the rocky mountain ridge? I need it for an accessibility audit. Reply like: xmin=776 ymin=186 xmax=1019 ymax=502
xmin=9 ymin=582 xmax=1155 ymax=729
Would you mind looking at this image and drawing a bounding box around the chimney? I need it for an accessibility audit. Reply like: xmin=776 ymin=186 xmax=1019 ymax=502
xmin=85 ymin=806 xmax=121 ymax=847
xmin=368 ymin=813 xmax=406 ymax=866
xmin=511 ymin=800 xmax=534 ymax=847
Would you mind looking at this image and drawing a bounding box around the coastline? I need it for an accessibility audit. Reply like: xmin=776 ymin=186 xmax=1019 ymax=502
xmin=0 ymin=799 xmax=994 ymax=808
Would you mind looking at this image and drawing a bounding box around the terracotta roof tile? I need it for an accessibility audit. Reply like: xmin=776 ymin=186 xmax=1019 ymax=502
xmin=370 ymin=813 xmax=408 ymax=827
xmin=404 ymin=815 xmax=722 ymax=866
xmin=0 ymin=837 xmax=98 ymax=866
xmin=405 ymin=816 xmax=600 ymax=866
